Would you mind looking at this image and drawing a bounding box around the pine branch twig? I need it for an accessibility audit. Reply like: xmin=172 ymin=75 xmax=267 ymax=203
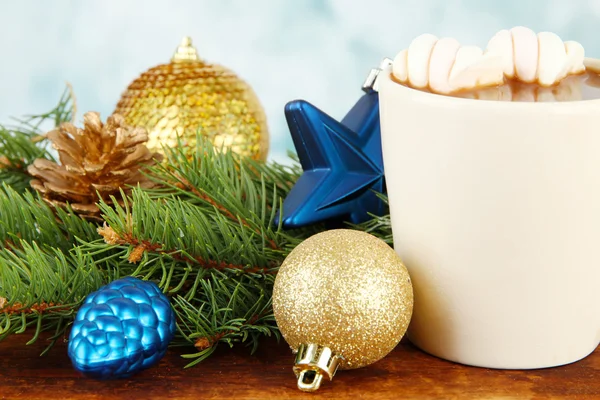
xmin=98 ymin=225 xmax=273 ymax=274
xmin=193 ymin=311 xmax=265 ymax=350
xmin=0 ymin=302 xmax=71 ymax=316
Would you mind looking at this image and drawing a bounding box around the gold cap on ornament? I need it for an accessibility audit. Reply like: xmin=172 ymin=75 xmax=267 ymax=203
xmin=171 ymin=36 xmax=200 ymax=62
xmin=293 ymin=344 xmax=343 ymax=392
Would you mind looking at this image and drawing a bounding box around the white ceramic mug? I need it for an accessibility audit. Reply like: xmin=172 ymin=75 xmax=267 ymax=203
xmin=378 ymin=64 xmax=600 ymax=369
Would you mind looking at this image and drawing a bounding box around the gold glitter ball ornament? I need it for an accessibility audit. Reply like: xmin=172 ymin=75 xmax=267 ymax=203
xmin=273 ymin=229 xmax=414 ymax=392
xmin=113 ymin=36 xmax=269 ymax=160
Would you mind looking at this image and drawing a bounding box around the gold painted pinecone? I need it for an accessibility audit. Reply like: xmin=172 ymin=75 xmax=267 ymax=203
xmin=28 ymin=111 xmax=161 ymax=219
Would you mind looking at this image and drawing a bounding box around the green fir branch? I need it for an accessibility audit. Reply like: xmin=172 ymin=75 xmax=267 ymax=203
xmin=0 ymin=85 xmax=75 ymax=193
xmin=174 ymin=272 xmax=277 ymax=367
xmin=0 ymin=130 xmax=49 ymax=193
xmin=8 ymin=84 xmax=75 ymax=138
xmin=55 ymin=205 xmax=103 ymax=245
xmin=146 ymin=139 xmax=310 ymax=251
xmin=351 ymin=193 xmax=393 ymax=245
xmin=98 ymin=188 xmax=281 ymax=273
xmin=0 ymin=184 xmax=99 ymax=251
xmin=0 ymin=88 xmax=394 ymax=366
xmin=0 ymin=241 xmax=105 ymax=350
xmin=0 ymin=184 xmax=71 ymax=251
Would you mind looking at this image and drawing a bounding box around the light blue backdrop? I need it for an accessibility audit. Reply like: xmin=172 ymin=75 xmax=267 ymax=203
xmin=1 ymin=0 xmax=599 ymax=163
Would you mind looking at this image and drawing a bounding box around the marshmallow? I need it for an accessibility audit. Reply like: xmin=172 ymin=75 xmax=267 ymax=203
xmin=485 ymin=27 xmax=585 ymax=87
xmin=511 ymin=26 xmax=539 ymax=82
xmin=392 ymin=34 xmax=504 ymax=94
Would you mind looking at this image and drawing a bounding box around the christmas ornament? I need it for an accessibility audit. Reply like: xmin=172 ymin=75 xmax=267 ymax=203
xmin=68 ymin=277 xmax=176 ymax=379
xmin=113 ymin=36 xmax=269 ymax=160
xmin=278 ymin=59 xmax=392 ymax=229
xmin=27 ymin=112 xmax=160 ymax=219
xmin=273 ymin=229 xmax=413 ymax=392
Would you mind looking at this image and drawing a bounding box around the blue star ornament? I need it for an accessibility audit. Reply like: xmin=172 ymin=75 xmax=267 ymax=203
xmin=280 ymin=90 xmax=385 ymax=228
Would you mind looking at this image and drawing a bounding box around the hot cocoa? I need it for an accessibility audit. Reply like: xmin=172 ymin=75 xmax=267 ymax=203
xmin=391 ymin=27 xmax=593 ymax=102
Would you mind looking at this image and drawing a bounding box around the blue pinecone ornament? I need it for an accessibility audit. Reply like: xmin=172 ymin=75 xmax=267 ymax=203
xmin=68 ymin=277 xmax=176 ymax=379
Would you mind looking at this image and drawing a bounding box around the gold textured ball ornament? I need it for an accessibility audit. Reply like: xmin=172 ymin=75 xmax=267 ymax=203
xmin=273 ymin=229 xmax=414 ymax=392
xmin=113 ymin=36 xmax=269 ymax=160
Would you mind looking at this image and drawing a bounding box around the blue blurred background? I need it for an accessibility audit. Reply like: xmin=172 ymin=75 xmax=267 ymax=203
xmin=1 ymin=0 xmax=598 ymax=163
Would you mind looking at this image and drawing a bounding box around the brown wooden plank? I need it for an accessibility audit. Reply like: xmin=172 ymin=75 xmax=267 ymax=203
xmin=0 ymin=333 xmax=598 ymax=399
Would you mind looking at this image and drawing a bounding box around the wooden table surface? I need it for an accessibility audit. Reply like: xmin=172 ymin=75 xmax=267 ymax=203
xmin=0 ymin=333 xmax=598 ymax=400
